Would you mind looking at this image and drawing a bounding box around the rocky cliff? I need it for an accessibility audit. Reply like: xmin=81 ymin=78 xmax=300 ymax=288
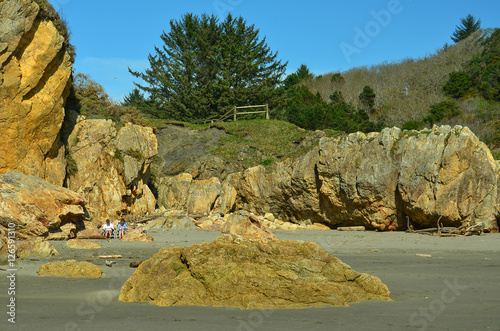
xmin=0 ymin=0 xmax=73 ymax=185
xmin=157 ymin=125 xmax=500 ymax=232
xmin=0 ymin=0 xmax=158 ymax=229
xmin=64 ymin=112 xmax=158 ymax=221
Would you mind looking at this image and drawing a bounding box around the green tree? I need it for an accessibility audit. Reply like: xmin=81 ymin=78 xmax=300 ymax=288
xmin=282 ymin=64 xmax=313 ymax=90
xmin=443 ymin=71 xmax=473 ymax=99
xmin=469 ymin=29 xmax=500 ymax=100
xmin=281 ymin=85 xmax=377 ymax=132
xmin=451 ymin=14 xmax=481 ymax=43
xmin=423 ymin=100 xmax=461 ymax=125
xmin=123 ymin=88 xmax=158 ymax=117
xmin=295 ymin=64 xmax=313 ymax=80
xmin=130 ymin=13 xmax=287 ymax=121
xmin=359 ymin=85 xmax=376 ymax=112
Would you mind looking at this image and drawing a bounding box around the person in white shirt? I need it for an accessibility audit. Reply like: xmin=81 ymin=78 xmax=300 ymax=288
xmin=102 ymin=219 xmax=114 ymax=239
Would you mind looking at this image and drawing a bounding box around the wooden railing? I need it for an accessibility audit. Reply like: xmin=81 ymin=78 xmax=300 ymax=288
xmin=199 ymin=104 xmax=269 ymax=124
xmin=233 ymin=104 xmax=269 ymax=121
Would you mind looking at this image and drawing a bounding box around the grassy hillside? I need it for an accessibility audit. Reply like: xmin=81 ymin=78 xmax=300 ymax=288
xmin=303 ymin=31 xmax=484 ymax=127
xmin=209 ymin=119 xmax=335 ymax=168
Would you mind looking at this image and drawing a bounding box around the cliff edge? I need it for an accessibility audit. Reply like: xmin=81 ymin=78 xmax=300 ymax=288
xmin=0 ymin=0 xmax=73 ymax=185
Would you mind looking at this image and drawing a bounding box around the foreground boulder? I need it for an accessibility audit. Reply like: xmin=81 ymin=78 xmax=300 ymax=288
xmin=119 ymin=235 xmax=390 ymax=309
xmin=119 ymin=214 xmax=390 ymax=309
xmin=0 ymin=172 xmax=86 ymax=239
xmin=38 ymin=260 xmax=104 ymax=278
xmin=0 ymin=0 xmax=73 ymax=185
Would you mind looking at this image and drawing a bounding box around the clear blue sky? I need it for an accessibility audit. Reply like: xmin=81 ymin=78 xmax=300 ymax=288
xmin=48 ymin=0 xmax=500 ymax=101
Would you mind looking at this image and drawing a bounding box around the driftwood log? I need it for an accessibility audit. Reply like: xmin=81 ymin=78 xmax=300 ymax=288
xmin=406 ymin=217 xmax=484 ymax=237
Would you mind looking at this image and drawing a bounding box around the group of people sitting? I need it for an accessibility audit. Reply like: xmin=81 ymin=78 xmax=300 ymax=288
xmin=101 ymin=219 xmax=128 ymax=239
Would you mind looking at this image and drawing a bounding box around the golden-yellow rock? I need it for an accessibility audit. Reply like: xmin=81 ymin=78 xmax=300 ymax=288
xmin=66 ymin=239 xmax=101 ymax=249
xmin=0 ymin=0 xmax=73 ymax=186
xmin=38 ymin=260 xmax=104 ymax=278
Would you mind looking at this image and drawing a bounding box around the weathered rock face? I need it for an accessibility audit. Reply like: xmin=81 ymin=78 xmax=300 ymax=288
xmin=396 ymin=126 xmax=497 ymax=229
xmin=316 ymin=126 xmax=499 ymax=230
xmin=38 ymin=260 xmax=104 ymax=278
xmin=156 ymin=125 xmax=500 ymax=232
xmin=0 ymin=0 xmax=73 ymax=185
xmin=65 ymin=114 xmax=157 ymax=220
xmin=0 ymin=172 xmax=86 ymax=239
xmin=119 ymin=234 xmax=390 ymax=309
xmin=145 ymin=210 xmax=196 ymax=230
xmin=155 ymin=125 xmax=227 ymax=178
xmin=0 ymin=235 xmax=9 ymax=264
xmin=157 ymin=173 xmax=220 ymax=216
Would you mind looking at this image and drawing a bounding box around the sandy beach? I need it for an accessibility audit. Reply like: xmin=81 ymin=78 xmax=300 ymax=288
xmin=1 ymin=229 xmax=500 ymax=331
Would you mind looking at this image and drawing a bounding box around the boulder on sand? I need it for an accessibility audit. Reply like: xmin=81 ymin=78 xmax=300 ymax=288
xmin=122 ymin=229 xmax=154 ymax=242
xmin=222 ymin=211 xmax=278 ymax=243
xmin=66 ymin=239 xmax=101 ymax=249
xmin=38 ymin=259 xmax=104 ymax=278
xmin=16 ymin=238 xmax=59 ymax=259
xmin=119 ymin=214 xmax=390 ymax=309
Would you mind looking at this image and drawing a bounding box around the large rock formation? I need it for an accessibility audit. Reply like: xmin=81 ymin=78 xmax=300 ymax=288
xmin=156 ymin=125 xmax=500 ymax=232
xmin=0 ymin=172 xmax=86 ymax=239
xmin=0 ymin=0 xmax=73 ymax=185
xmin=119 ymin=215 xmax=390 ymax=309
xmin=65 ymin=113 xmax=157 ymax=220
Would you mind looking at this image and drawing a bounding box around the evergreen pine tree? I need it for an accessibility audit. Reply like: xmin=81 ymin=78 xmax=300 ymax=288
xmin=359 ymin=85 xmax=376 ymax=112
xmin=451 ymin=14 xmax=481 ymax=43
xmin=129 ymin=13 xmax=286 ymax=121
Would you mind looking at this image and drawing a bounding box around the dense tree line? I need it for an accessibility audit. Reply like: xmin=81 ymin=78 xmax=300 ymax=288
xmin=275 ymin=66 xmax=378 ymax=133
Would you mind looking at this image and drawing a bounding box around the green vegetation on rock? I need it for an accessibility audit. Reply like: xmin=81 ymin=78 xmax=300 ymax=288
xmin=209 ymin=119 xmax=312 ymax=169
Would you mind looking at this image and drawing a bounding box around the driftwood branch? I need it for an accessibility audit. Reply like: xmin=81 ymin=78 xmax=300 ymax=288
xmin=406 ymin=216 xmax=484 ymax=237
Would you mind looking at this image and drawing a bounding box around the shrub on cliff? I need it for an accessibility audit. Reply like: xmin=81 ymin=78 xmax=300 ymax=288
xmin=34 ymin=0 xmax=75 ymax=61
xmin=68 ymin=73 xmax=154 ymax=129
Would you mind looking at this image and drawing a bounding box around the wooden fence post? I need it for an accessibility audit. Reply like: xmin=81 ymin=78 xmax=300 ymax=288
xmin=233 ymin=107 xmax=237 ymax=121
xmin=265 ymin=104 xmax=269 ymax=119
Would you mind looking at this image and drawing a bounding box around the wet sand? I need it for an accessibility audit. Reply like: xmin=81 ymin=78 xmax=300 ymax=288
xmin=1 ymin=229 xmax=500 ymax=331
